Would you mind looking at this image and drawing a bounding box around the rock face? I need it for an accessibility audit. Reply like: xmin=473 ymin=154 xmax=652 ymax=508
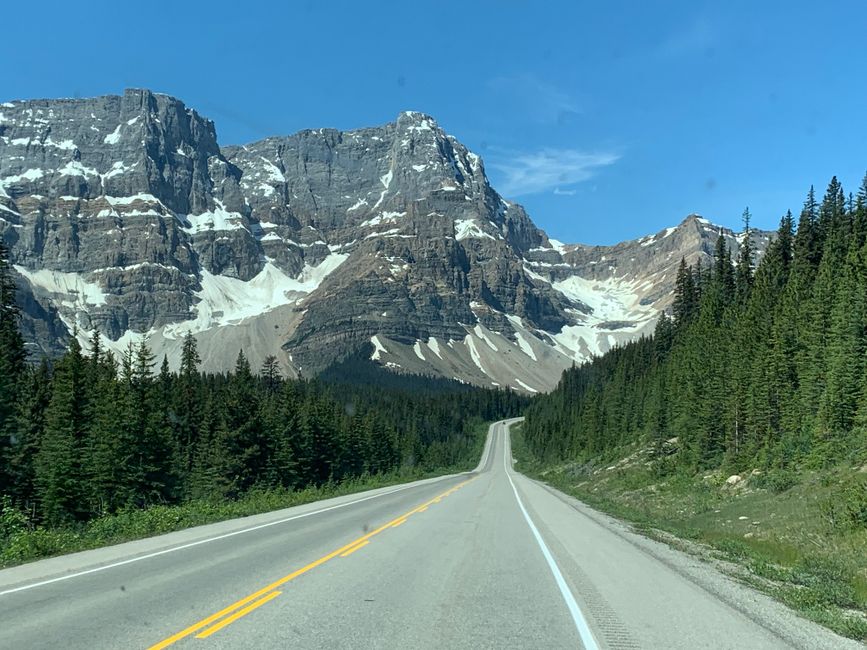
xmin=0 ymin=90 xmax=771 ymax=390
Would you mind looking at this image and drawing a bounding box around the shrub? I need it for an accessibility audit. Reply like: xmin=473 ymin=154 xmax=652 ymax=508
xmin=753 ymin=468 xmax=799 ymax=493
xmin=0 ymin=496 xmax=29 ymax=542
xmin=822 ymin=475 xmax=867 ymax=531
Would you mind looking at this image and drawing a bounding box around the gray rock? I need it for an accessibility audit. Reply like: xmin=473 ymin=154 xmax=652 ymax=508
xmin=0 ymin=92 xmax=772 ymax=390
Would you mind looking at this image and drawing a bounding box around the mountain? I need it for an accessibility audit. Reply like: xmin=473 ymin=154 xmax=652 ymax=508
xmin=0 ymin=89 xmax=771 ymax=391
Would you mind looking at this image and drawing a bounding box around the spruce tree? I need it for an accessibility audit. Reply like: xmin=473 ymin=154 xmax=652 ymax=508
xmin=0 ymin=240 xmax=26 ymax=496
xmin=35 ymin=337 xmax=89 ymax=524
xmin=673 ymin=258 xmax=697 ymax=328
xmin=734 ymin=208 xmax=754 ymax=306
xmin=175 ymin=332 xmax=202 ymax=487
xmin=8 ymin=360 xmax=51 ymax=511
xmin=260 ymin=355 xmax=280 ymax=394
xmin=854 ymin=173 xmax=867 ymax=247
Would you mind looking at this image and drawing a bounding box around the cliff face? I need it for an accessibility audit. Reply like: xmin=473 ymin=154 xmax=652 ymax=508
xmin=0 ymin=90 xmax=770 ymax=390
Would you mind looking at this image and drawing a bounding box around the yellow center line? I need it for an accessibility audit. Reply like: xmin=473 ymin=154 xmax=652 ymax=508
xmin=147 ymin=475 xmax=477 ymax=649
xmin=195 ymin=591 xmax=282 ymax=639
xmin=390 ymin=518 xmax=407 ymax=528
xmin=339 ymin=540 xmax=370 ymax=557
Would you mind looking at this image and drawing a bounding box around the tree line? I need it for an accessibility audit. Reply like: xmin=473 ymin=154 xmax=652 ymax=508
xmin=524 ymin=175 xmax=867 ymax=474
xmin=0 ymin=245 xmax=524 ymax=526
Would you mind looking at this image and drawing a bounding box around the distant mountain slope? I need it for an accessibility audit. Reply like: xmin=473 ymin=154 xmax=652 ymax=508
xmin=0 ymin=89 xmax=771 ymax=391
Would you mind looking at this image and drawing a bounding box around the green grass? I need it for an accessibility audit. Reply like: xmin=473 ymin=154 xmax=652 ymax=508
xmin=0 ymin=421 xmax=491 ymax=569
xmin=509 ymin=424 xmax=867 ymax=642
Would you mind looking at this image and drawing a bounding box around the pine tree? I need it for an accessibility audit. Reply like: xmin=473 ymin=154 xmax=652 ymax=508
xmin=797 ymin=179 xmax=852 ymax=447
xmin=175 ymin=332 xmax=202 ymax=487
xmin=35 ymin=337 xmax=89 ymax=524
xmin=0 ymin=240 xmax=26 ymax=496
xmin=260 ymin=355 xmax=280 ymax=394
xmin=817 ymin=237 xmax=865 ymax=451
xmin=854 ymin=173 xmax=867 ymax=247
xmin=129 ymin=340 xmax=175 ymax=506
xmin=794 ymin=186 xmax=821 ymax=271
xmin=209 ymin=351 xmax=267 ymax=496
xmin=734 ymin=208 xmax=754 ymax=306
xmin=87 ymin=350 xmax=124 ymax=513
xmin=8 ymin=360 xmax=51 ymax=512
xmin=712 ymin=233 xmax=735 ymax=309
xmin=673 ymin=258 xmax=697 ymax=328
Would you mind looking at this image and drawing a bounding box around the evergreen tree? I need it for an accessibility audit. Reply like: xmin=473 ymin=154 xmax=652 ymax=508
xmin=8 ymin=360 xmax=51 ymax=512
xmin=175 ymin=332 xmax=202 ymax=488
xmin=0 ymin=240 xmax=26 ymax=496
xmin=35 ymin=337 xmax=89 ymax=524
xmin=209 ymin=351 xmax=268 ymax=496
xmin=712 ymin=233 xmax=735 ymax=309
xmin=261 ymin=355 xmax=280 ymax=393
xmin=734 ymin=208 xmax=754 ymax=305
xmin=854 ymin=173 xmax=867 ymax=247
xmin=524 ymin=179 xmax=867 ymax=480
xmin=672 ymin=258 xmax=697 ymax=328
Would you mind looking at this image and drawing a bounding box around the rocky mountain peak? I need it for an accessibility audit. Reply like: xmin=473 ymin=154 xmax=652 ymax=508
xmin=1 ymin=90 xmax=773 ymax=392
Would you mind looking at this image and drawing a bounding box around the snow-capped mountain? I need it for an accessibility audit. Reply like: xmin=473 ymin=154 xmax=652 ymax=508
xmin=0 ymin=89 xmax=770 ymax=391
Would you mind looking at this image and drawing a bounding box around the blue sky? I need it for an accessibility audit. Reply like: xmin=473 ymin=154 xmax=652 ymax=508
xmin=3 ymin=0 xmax=867 ymax=244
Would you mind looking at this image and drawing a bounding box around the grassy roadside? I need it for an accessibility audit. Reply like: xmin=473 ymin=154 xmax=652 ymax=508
xmin=509 ymin=423 xmax=867 ymax=642
xmin=0 ymin=421 xmax=491 ymax=570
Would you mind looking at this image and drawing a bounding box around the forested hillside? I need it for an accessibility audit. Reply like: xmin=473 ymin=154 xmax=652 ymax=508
xmin=0 ymin=244 xmax=524 ymax=528
xmin=525 ymin=176 xmax=867 ymax=474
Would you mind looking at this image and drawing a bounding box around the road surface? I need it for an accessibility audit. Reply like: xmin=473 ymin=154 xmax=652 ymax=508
xmin=0 ymin=419 xmax=859 ymax=649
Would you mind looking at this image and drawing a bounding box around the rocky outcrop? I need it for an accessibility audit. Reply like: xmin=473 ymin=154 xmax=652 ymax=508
xmin=0 ymin=90 xmax=771 ymax=391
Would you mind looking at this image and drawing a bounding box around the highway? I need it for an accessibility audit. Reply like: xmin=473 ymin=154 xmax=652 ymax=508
xmin=0 ymin=419 xmax=859 ymax=649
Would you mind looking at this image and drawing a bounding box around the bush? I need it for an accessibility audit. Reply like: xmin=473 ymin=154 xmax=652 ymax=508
xmin=790 ymin=555 xmax=859 ymax=609
xmin=753 ymin=468 xmax=799 ymax=493
xmin=0 ymin=496 xmax=29 ymax=542
xmin=822 ymin=475 xmax=867 ymax=531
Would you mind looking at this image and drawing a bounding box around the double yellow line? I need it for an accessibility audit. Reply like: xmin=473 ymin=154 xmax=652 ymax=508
xmin=147 ymin=476 xmax=477 ymax=649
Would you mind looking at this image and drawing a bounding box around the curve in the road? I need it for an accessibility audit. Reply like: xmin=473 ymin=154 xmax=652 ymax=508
xmin=1 ymin=419 xmax=862 ymax=650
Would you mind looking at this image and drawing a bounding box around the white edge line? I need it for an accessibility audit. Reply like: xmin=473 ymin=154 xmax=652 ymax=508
xmin=0 ymin=473 xmax=464 ymax=597
xmin=502 ymin=422 xmax=600 ymax=650
xmin=473 ymin=423 xmax=495 ymax=472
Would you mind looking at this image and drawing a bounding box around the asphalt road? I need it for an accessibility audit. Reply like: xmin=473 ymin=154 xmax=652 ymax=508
xmin=0 ymin=419 xmax=860 ymax=649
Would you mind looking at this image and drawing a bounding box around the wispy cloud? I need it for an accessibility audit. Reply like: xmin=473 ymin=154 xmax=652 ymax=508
xmin=657 ymin=17 xmax=716 ymax=58
xmin=489 ymin=148 xmax=620 ymax=197
xmin=553 ymin=187 xmax=577 ymax=196
xmin=486 ymin=74 xmax=581 ymax=125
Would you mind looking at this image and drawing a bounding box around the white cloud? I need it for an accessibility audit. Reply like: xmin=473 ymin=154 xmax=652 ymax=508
xmin=489 ymin=148 xmax=620 ymax=197
xmin=487 ymin=74 xmax=580 ymax=125
xmin=553 ymin=187 xmax=577 ymax=196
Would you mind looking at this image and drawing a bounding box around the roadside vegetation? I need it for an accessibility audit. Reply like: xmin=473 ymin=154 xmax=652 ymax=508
xmin=0 ymin=240 xmax=518 ymax=566
xmin=519 ymin=176 xmax=867 ymax=641
xmin=0 ymin=422 xmax=488 ymax=570
xmin=512 ymin=423 xmax=867 ymax=640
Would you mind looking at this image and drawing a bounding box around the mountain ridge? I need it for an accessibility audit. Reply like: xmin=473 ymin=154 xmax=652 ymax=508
xmin=0 ymin=89 xmax=771 ymax=391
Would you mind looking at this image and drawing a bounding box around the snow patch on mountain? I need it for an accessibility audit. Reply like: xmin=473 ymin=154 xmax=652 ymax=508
xmin=14 ymin=266 xmax=107 ymax=308
xmin=103 ymin=124 xmax=122 ymax=144
xmin=455 ymin=219 xmax=495 ymax=241
xmin=372 ymin=169 xmax=393 ymax=209
xmin=465 ymin=335 xmax=488 ymax=376
xmin=473 ymin=324 xmax=498 ymax=351
xmin=260 ymin=157 xmax=285 ymax=183
xmin=163 ymin=252 xmax=348 ymax=336
xmin=182 ymin=201 xmax=247 ymax=233
xmin=514 ymin=331 xmax=537 ymax=361
xmin=514 ymin=378 xmax=539 ymax=393
xmin=370 ymin=335 xmax=387 ymax=361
